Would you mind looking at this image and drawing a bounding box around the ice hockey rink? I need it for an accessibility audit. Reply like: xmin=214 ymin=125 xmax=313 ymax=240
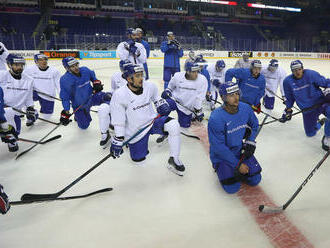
xmin=1 ymin=57 xmax=330 ymax=248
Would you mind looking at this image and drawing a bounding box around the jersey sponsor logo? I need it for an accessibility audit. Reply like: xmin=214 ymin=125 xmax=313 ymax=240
xmin=178 ymin=86 xmax=196 ymax=91
xmin=5 ymin=86 xmax=28 ymax=91
xmin=293 ymin=84 xmax=309 ymax=91
xmin=132 ymin=102 xmax=150 ymax=111
xmin=78 ymin=81 xmax=91 ymax=88
xmin=245 ymin=83 xmax=259 ymax=89
xmin=33 ymin=77 xmax=52 ymax=80
xmin=227 ymin=124 xmax=248 ymax=134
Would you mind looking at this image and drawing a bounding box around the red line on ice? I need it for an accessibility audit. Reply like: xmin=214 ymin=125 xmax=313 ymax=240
xmin=191 ymin=123 xmax=314 ymax=248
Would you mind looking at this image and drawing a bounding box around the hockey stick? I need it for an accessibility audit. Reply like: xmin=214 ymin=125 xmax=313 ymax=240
xmin=34 ymin=90 xmax=98 ymax=113
xmin=265 ymin=88 xmax=300 ymax=111
xmin=7 ymin=106 xmax=60 ymax=125
xmin=20 ymin=115 xmax=161 ymax=202
xmin=259 ymin=150 xmax=330 ymax=213
xmin=11 ymin=187 xmax=112 ymax=205
xmin=256 ymin=115 xmax=268 ymax=137
xmin=15 ymin=124 xmax=61 ymax=160
xmin=18 ymin=135 xmax=62 ymax=145
xmin=180 ymin=132 xmax=200 ymax=140
xmin=15 ymin=98 xmax=91 ymax=160
xmin=262 ymin=103 xmax=322 ymax=126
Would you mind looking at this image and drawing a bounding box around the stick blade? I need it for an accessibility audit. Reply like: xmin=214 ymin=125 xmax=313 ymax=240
xmin=21 ymin=192 xmax=60 ymax=202
xmin=259 ymin=205 xmax=284 ymax=214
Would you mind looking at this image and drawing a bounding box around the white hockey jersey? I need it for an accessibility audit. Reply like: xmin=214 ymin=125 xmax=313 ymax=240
xmin=24 ymin=64 xmax=61 ymax=101
xmin=168 ymin=71 xmax=208 ymax=115
xmin=0 ymin=70 xmax=34 ymax=109
xmin=0 ymin=42 xmax=9 ymax=71
xmin=234 ymin=59 xmax=251 ymax=69
xmin=261 ymin=66 xmax=286 ymax=97
xmin=207 ymin=63 xmax=227 ymax=86
xmin=116 ymin=41 xmax=147 ymax=67
xmin=110 ymin=71 xmax=127 ymax=93
xmin=110 ymin=81 xmax=160 ymax=144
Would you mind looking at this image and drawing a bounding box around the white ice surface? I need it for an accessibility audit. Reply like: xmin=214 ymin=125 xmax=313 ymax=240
xmin=1 ymin=58 xmax=330 ymax=248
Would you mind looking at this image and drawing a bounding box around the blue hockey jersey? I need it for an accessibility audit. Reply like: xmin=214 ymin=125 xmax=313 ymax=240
xmin=0 ymin=87 xmax=5 ymax=122
xmin=283 ymin=69 xmax=330 ymax=110
xmin=225 ymin=68 xmax=265 ymax=106
xmin=208 ymin=102 xmax=259 ymax=167
xmin=60 ymin=66 xmax=97 ymax=111
xmin=160 ymin=40 xmax=183 ymax=68
xmin=140 ymin=39 xmax=150 ymax=58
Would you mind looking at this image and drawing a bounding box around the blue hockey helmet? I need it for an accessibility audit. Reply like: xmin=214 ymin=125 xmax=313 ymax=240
xmin=34 ymin=53 xmax=48 ymax=63
xmin=119 ymin=59 xmax=132 ymax=72
xmin=184 ymin=61 xmax=200 ymax=72
xmin=250 ymin=59 xmax=262 ymax=68
xmin=194 ymin=54 xmax=206 ymax=63
xmin=126 ymin=28 xmax=137 ymax=36
xmin=216 ymin=60 xmax=226 ymax=70
xmin=269 ymin=59 xmax=279 ymax=68
xmin=6 ymin=54 xmax=25 ymax=66
xmin=290 ymin=60 xmax=303 ymax=71
xmin=122 ymin=64 xmax=144 ymax=79
xmin=219 ymin=81 xmax=240 ymax=97
xmin=62 ymin=56 xmax=79 ymax=69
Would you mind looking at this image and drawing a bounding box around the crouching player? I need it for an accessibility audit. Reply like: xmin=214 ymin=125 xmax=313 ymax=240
xmin=208 ymin=81 xmax=262 ymax=193
xmin=110 ymin=64 xmax=185 ymax=176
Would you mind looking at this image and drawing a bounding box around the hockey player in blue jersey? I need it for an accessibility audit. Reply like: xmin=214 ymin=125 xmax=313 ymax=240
xmin=161 ymin=31 xmax=183 ymax=89
xmin=279 ymin=60 xmax=330 ymax=151
xmin=135 ymin=28 xmax=150 ymax=80
xmin=59 ymin=57 xmax=107 ymax=129
xmin=208 ymin=81 xmax=262 ymax=194
xmin=225 ymin=60 xmax=266 ymax=114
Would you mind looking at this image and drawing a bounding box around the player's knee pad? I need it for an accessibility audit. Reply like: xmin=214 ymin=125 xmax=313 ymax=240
xmin=98 ymin=103 xmax=110 ymax=118
xmin=246 ymin=173 xmax=261 ymax=186
xmin=132 ymin=156 xmax=146 ymax=166
xmin=222 ymin=182 xmax=241 ymax=194
xmin=164 ymin=118 xmax=180 ymax=136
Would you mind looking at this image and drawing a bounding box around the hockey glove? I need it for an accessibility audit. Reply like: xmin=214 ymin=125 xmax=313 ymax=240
xmin=60 ymin=110 xmax=72 ymax=126
xmin=0 ymin=122 xmax=17 ymax=144
xmin=212 ymin=79 xmax=220 ymax=88
xmin=161 ymin=89 xmax=172 ymax=99
xmin=194 ymin=108 xmax=204 ymax=122
xmin=252 ymin=103 xmax=261 ymax=114
xmin=102 ymin=92 xmax=112 ymax=104
xmin=240 ymin=140 xmax=256 ymax=159
xmin=129 ymin=45 xmax=138 ymax=55
xmin=279 ymin=108 xmax=293 ymax=123
xmin=323 ymin=88 xmax=330 ymax=102
xmin=110 ymin=136 xmax=124 ymax=158
xmin=92 ymin=80 xmax=103 ymax=93
xmin=206 ymin=92 xmax=212 ymax=102
xmin=0 ymin=185 xmax=10 ymax=215
xmin=26 ymin=106 xmax=38 ymax=126
xmin=126 ymin=39 xmax=135 ymax=47
xmin=155 ymin=99 xmax=171 ymax=116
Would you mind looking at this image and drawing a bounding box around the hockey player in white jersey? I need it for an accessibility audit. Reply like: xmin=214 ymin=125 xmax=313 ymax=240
xmin=161 ymin=61 xmax=208 ymax=134
xmin=207 ymin=59 xmax=227 ymax=110
xmin=110 ymin=64 xmax=185 ymax=176
xmin=0 ymin=42 xmax=9 ymax=71
xmin=0 ymin=54 xmax=38 ymax=152
xmin=234 ymin=53 xmax=251 ymax=69
xmin=24 ymin=53 xmax=61 ymax=119
xmin=97 ymin=60 xmax=132 ymax=146
xmin=116 ymin=28 xmax=147 ymax=67
xmin=261 ymin=59 xmax=286 ymax=111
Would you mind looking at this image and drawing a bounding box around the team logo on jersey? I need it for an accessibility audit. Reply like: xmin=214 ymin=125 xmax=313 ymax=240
xmin=6 ymin=86 xmax=28 ymax=91
xmin=133 ymin=102 xmax=150 ymax=111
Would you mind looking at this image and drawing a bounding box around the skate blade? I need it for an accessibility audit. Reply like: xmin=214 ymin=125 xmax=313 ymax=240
xmin=166 ymin=164 xmax=184 ymax=177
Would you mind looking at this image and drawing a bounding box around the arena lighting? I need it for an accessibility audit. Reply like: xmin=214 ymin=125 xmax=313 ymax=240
xmin=185 ymin=0 xmax=237 ymax=6
xmin=247 ymin=3 xmax=301 ymax=12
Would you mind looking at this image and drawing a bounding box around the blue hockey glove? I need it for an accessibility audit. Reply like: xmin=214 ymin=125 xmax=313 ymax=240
xmin=161 ymin=89 xmax=172 ymax=99
xmin=0 ymin=184 xmax=10 ymax=215
xmin=110 ymin=136 xmax=124 ymax=158
xmin=129 ymin=45 xmax=138 ymax=55
xmin=240 ymin=140 xmax=256 ymax=159
xmin=212 ymin=79 xmax=220 ymax=88
xmin=155 ymin=99 xmax=171 ymax=116
xmin=194 ymin=108 xmax=204 ymax=122
xmin=279 ymin=108 xmax=293 ymax=123
xmin=126 ymin=39 xmax=135 ymax=47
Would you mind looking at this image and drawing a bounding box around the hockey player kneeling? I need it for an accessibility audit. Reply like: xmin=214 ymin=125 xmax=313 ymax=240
xmin=208 ymin=81 xmax=262 ymax=193
xmin=110 ymin=64 xmax=185 ymax=176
